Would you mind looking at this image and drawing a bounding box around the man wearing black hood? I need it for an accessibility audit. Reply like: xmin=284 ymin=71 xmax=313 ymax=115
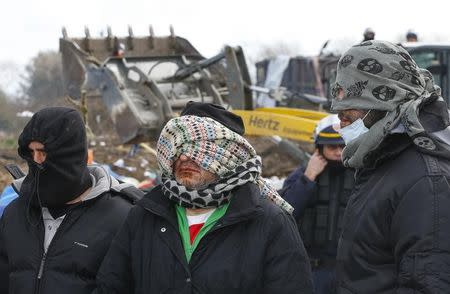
xmin=0 ymin=107 xmax=143 ymax=294
xmin=281 ymin=114 xmax=355 ymax=294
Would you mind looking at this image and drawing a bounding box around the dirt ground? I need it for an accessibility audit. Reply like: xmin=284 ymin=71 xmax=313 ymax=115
xmin=0 ymin=136 xmax=305 ymax=192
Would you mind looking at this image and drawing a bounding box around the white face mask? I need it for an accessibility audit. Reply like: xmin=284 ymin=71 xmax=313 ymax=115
xmin=338 ymin=111 xmax=371 ymax=145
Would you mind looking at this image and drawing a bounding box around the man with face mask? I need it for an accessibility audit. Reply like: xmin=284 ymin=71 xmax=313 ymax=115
xmin=281 ymin=114 xmax=355 ymax=294
xmin=332 ymin=40 xmax=450 ymax=293
xmin=0 ymin=107 xmax=143 ymax=294
xmin=93 ymin=101 xmax=313 ymax=294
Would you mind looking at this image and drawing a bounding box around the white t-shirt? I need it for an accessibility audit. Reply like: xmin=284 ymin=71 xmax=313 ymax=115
xmin=186 ymin=209 xmax=215 ymax=226
xmin=41 ymin=207 xmax=65 ymax=253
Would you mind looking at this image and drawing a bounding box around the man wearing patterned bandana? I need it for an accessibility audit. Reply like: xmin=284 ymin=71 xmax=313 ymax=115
xmin=331 ymin=40 xmax=450 ymax=293
xmin=94 ymin=102 xmax=313 ymax=294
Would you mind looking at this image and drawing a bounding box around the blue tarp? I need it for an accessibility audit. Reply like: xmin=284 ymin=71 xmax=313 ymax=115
xmin=0 ymin=186 xmax=18 ymax=216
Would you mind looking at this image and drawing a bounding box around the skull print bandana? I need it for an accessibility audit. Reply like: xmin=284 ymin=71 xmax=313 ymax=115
xmin=157 ymin=115 xmax=294 ymax=214
xmin=331 ymin=40 xmax=450 ymax=168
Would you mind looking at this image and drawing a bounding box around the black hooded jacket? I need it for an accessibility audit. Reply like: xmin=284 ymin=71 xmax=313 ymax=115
xmin=0 ymin=107 xmax=143 ymax=294
xmin=336 ymin=102 xmax=450 ymax=293
xmin=93 ymin=182 xmax=314 ymax=294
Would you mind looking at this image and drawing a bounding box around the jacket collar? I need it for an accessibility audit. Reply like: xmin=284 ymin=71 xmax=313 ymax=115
xmin=137 ymin=182 xmax=264 ymax=228
xmin=362 ymin=101 xmax=450 ymax=170
xmin=13 ymin=165 xmax=127 ymax=202
xmin=362 ymin=133 xmax=412 ymax=169
xmin=355 ymin=133 xmax=412 ymax=183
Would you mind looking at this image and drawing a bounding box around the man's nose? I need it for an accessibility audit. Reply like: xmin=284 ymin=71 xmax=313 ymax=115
xmin=33 ymin=152 xmax=45 ymax=164
xmin=179 ymin=154 xmax=189 ymax=161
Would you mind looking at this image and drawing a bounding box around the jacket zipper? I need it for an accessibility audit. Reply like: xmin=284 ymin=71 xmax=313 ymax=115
xmin=37 ymin=252 xmax=47 ymax=279
xmin=34 ymin=211 xmax=74 ymax=294
xmin=33 ymin=240 xmax=45 ymax=294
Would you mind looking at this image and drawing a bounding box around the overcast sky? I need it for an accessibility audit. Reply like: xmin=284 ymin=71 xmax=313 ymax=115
xmin=1 ymin=0 xmax=450 ymax=94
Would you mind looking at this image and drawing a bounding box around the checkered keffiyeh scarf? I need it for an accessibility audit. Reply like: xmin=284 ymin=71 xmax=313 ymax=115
xmin=156 ymin=115 xmax=293 ymax=214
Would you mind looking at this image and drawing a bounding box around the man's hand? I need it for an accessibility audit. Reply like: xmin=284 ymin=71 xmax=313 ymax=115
xmin=304 ymin=150 xmax=328 ymax=181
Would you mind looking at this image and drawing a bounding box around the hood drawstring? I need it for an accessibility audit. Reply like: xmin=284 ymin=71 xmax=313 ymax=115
xmin=26 ymin=164 xmax=44 ymax=227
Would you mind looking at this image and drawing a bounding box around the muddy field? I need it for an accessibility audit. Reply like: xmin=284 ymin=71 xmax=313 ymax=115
xmin=0 ymin=136 xmax=304 ymax=192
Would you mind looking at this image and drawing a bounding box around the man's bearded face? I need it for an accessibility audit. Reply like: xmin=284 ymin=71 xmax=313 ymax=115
xmin=173 ymin=154 xmax=218 ymax=189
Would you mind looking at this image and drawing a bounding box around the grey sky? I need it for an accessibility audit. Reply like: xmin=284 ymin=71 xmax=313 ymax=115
xmin=1 ymin=0 xmax=450 ymax=93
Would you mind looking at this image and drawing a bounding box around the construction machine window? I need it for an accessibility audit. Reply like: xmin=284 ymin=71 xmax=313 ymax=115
xmin=127 ymin=70 xmax=141 ymax=83
xmin=410 ymin=51 xmax=441 ymax=85
xmin=125 ymin=60 xmax=180 ymax=81
xmin=147 ymin=61 xmax=180 ymax=81
xmin=125 ymin=59 xmax=207 ymax=101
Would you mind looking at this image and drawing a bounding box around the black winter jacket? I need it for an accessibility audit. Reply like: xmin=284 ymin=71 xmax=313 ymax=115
xmin=336 ymin=134 xmax=450 ymax=294
xmin=0 ymin=167 xmax=141 ymax=294
xmin=94 ymin=182 xmax=314 ymax=294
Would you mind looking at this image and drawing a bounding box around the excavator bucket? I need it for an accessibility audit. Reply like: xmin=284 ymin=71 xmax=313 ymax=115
xmin=59 ymin=26 xmax=251 ymax=143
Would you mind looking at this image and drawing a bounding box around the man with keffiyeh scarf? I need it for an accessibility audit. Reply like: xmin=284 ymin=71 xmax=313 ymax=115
xmin=331 ymin=40 xmax=450 ymax=293
xmin=93 ymin=102 xmax=313 ymax=294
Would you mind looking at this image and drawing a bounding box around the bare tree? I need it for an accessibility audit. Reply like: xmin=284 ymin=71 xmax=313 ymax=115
xmin=0 ymin=61 xmax=23 ymax=97
xmin=20 ymin=51 xmax=65 ymax=109
xmin=0 ymin=88 xmax=26 ymax=133
xmin=0 ymin=88 xmax=11 ymax=130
